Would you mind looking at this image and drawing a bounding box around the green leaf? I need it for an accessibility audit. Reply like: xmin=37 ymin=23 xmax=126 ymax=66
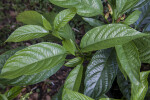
xmin=124 ymin=10 xmax=141 ymax=25
xmin=132 ymin=0 xmax=150 ymax=10
xmin=62 ymin=39 xmax=76 ymax=55
xmin=6 ymin=25 xmax=49 ymax=42
xmin=49 ymin=0 xmax=79 ymax=8
xmin=49 ymin=0 xmax=103 ymax=17
xmin=64 ymin=64 xmax=83 ymax=91
xmin=75 ymin=0 xmax=103 ymax=17
xmin=82 ymin=17 xmax=104 ymax=27
xmin=54 ymin=8 xmax=76 ymax=30
xmin=0 ymin=94 xmax=8 ymax=100
xmin=42 ymin=16 xmax=52 ymax=30
xmin=0 ymin=47 xmax=25 ymax=73
xmin=65 ymin=57 xmax=83 ymax=67
xmin=117 ymin=70 xmax=131 ymax=100
xmin=17 ymin=11 xmax=43 ymax=26
xmin=0 ymin=61 xmax=64 ymax=86
xmin=122 ymin=0 xmax=139 ymax=13
xmin=0 ymin=42 xmax=66 ymax=79
xmin=5 ymin=86 xmax=22 ymax=100
xmin=84 ymin=48 xmax=118 ymax=99
xmin=80 ymin=24 xmax=147 ymax=52
xmin=134 ymin=36 xmax=150 ymax=64
xmin=58 ymin=24 xmax=75 ymax=42
xmin=143 ymin=24 xmax=150 ymax=32
xmin=115 ymin=42 xmax=141 ymax=85
xmin=62 ymin=88 xmax=94 ymax=100
xmin=99 ymin=98 xmax=120 ymax=100
xmin=43 ymin=12 xmax=57 ymax=27
xmin=131 ymin=71 xmax=150 ymax=100
xmin=116 ymin=0 xmax=127 ymax=13
xmin=135 ymin=1 xmax=150 ymax=28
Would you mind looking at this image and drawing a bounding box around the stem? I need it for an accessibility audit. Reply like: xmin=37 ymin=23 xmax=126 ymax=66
xmin=75 ymin=43 xmax=84 ymax=57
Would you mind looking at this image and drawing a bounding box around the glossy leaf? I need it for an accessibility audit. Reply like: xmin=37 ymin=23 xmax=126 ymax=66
xmin=49 ymin=0 xmax=103 ymax=17
xmin=6 ymin=25 xmax=49 ymax=42
xmin=0 ymin=42 xmax=66 ymax=79
xmin=135 ymin=1 xmax=150 ymax=27
xmin=80 ymin=24 xmax=147 ymax=52
xmin=124 ymin=10 xmax=141 ymax=25
xmin=122 ymin=0 xmax=139 ymax=13
xmin=64 ymin=64 xmax=83 ymax=91
xmin=54 ymin=8 xmax=76 ymax=30
xmin=49 ymin=0 xmax=79 ymax=8
xmin=62 ymin=88 xmax=94 ymax=100
xmin=75 ymin=0 xmax=103 ymax=17
xmin=117 ymin=70 xmax=131 ymax=100
xmin=0 ymin=47 xmax=25 ymax=73
xmin=17 ymin=11 xmax=43 ymax=26
xmin=84 ymin=49 xmax=118 ymax=98
xmin=99 ymin=98 xmax=120 ymax=100
xmin=134 ymin=36 xmax=150 ymax=63
xmin=5 ymin=86 xmax=22 ymax=100
xmin=82 ymin=17 xmax=104 ymax=27
xmin=58 ymin=24 xmax=75 ymax=42
xmin=131 ymin=71 xmax=150 ymax=100
xmin=0 ymin=61 xmax=64 ymax=86
xmin=115 ymin=42 xmax=141 ymax=85
xmin=132 ymin=0 xmax=150 ymax=10
xmin=62 ymin=39 xmax=76 ymax=55
xmin=65 ymin=57 xmax=82 ymax=67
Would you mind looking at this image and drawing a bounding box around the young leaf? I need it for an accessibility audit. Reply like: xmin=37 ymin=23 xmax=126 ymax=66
xmin=6 ymin=25 xmax=49 ymax=42
xmin=82 ymin=17 xmax=104 ymax=27
xmin=62 ymin=39 xmax=76 ymax=55
xmin=43 ymin=12 xmax=57 ymax=26
xmin=124 ymin=10 xmax=141 ymax=25
xmin=116 ymin=0 xmax=127 ymax=13
xmin=117 ymin=70 xmax=131 ymax=100
xmin=0 ymin=61 xmax=64 ymax=86
xmin=115 ymin=42 xmax=141 ymax=85
xmin=17 ymin=11 xmax=43 ymax=26
xmin=0 ymin=42 xmax=66 ymax=79
xmin=5 ymin=86 xmax=22 ymax=100
xmin=65 ymin=57 xmax=82 ymax=67
xmin=64 ymin=64 xmax=83 ymax=91
xmin=80 ymin=24 xmax=147 ymax=52
xmin=42 ymin=16 xmax=52 ymax=30
xmin=54 ymin=8 xmax=76 ymax=30
xmin=84 ymin=48 xmax=118 ymax=99
xmin=17 ymin=11 xmax=52 ymax=29
xmin=62 ymin=88 xmax=94 ymax=100
xmin=131 ymin=71 xmax=150 ymax=100
xmin=58 ymin=24 xmax=76 ymax=42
